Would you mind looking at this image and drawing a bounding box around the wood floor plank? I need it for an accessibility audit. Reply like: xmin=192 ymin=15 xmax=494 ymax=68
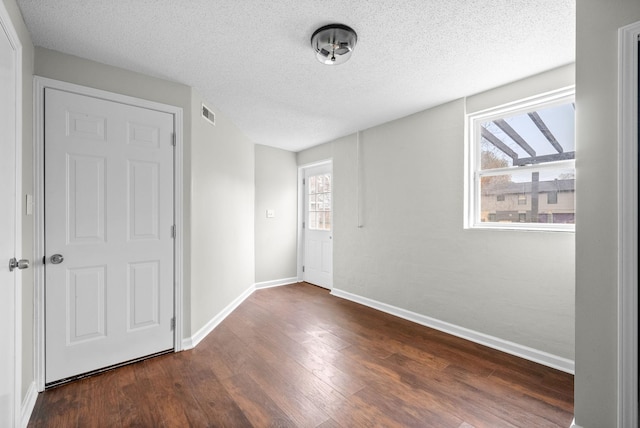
xmin=231 ymin=327 xmax=349 ymax=417
xmin=28 ymin=381 xmax=82 ymax=428
xmin=179 ymin=361 xmax=253 ymax=426
xmin=220 ymin=373 xmax=297 ymax=427
xmin=76 ymin=372 xmax=121 ymax=428
xmin=117 ymin=361 xmax=165 ymax=427
xmin=332 ymin=342 xmax=519 ymax=427
xmin=226 ymin=301 xmax=368 ymax=397
xmin=28 ymin=282 xmax=574 ymax=428
xmin=244 ymin=356 xmax=332 ymax=427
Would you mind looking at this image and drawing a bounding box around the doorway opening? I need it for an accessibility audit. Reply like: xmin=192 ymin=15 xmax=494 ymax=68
xmin=298 ymin=160 xmax=333 ymax=289
xmin=33 ymin=77 xmax=185 ymax=391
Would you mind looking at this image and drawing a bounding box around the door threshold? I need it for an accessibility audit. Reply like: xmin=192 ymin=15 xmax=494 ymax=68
xmin=45 ymin=349 xmax=173 ymax=389
xmin=302 ymin=281 xmax=331 ymax=291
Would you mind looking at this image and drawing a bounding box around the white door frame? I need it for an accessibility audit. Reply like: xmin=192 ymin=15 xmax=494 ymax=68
xmin=0 ymin=2 xmax=23 ymax=425
xmin=33 ymin=77 xmax=184 ymax=391
xmin=618 ymin=20 xmax=639 ymax=428
xmin=297 ymin=159 xmax=333 ymax=283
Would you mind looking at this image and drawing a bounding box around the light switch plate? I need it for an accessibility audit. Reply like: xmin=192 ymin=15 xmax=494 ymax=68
xmin=26 ymin=194 xmax=33 ymax=216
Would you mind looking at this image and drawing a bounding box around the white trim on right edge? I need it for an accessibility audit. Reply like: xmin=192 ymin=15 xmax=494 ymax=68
xmin=331 ymin=288 xmax=575 ymax=374
xmin=570 ymin=418 xmax=583 ymax=428
xmin=617 ymin=20 xmax=639 ymax=428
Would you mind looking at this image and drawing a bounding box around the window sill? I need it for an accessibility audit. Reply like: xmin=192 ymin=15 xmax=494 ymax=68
xmin=467 ymin=223 xmax=575 ymax=233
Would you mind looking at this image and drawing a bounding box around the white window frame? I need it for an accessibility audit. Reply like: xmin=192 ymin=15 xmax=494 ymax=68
xmin=464 ymin=87 xmax=575 ymax=232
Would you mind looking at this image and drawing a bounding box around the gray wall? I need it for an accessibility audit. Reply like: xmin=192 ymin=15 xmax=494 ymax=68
xmin=2 ymin=0 xmax=34 ymax=404
xmin=189 ymin=88 xmax=255 ymax=332
xmin=13 ymin=2 xmax=640 ymax=424
xmin=297 ymin=65 xmax=576 ymax=360
xmin=254 ymin=145 xmax=298 ymax=284
xmin=575 ymin=1 xmax=640 ymax=426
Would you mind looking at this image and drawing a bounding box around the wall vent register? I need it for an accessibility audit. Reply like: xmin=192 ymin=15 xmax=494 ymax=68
xmin=202 ymin=104 xmax=215 ymax=126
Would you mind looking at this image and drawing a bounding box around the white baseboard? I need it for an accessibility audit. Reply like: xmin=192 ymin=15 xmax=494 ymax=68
xmin=331 ymin=288 xmax=575 ymax=374
xmin=181 ymin=278 xmax=297 ymax=350
xmin=21 ymin=381 xmax=37 ymax=428
xmin=254 ymin=277 xmax=298 ymax=289
xmin=181 ymin=284 xmax=255 ymax=350
xmin=570 ymin=418 xmax=581 ymax=428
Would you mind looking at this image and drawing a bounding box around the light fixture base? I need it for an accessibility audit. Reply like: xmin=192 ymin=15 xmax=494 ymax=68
xmin=310 ymin=24 xmax=357 ymax=65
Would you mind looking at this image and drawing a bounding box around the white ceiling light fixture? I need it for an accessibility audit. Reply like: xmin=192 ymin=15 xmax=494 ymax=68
xmin=311 ymin=24 xmax=357 ymax=65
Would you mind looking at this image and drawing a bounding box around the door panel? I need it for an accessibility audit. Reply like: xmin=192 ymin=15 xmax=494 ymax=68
xmin=128 ymin=261 xmax=160 ymax=329
xmin=128 ymin=160 xmax=160 ymax=239
xmin=45 ymin=88 xmax=175 ymax=384
xmin=303 ymin=163 xmax=333 ymax=288
xmin=68 ymin=154 xmax=106 ymax=243
xmin=68 ymin=266 xmax=106 ymax=343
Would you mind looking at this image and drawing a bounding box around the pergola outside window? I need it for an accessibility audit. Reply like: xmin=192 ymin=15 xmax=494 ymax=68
xmin=466 ymin=88 xmax=576 ymax=231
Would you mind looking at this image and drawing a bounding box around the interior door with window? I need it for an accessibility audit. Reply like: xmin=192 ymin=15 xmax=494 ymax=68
xmin=44 ymin=88 xmax=175 ymax=384
xmin=303 ymin=163 xmax=333 ymax=289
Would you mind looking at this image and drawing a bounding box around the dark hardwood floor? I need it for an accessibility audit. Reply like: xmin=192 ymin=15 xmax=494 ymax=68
xmin=28 ymin=282 xmax=574 ymax=427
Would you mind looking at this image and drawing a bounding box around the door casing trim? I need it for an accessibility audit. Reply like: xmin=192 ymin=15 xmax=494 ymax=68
xmin=33 ymin=76 xmax=184 ymax=391
xmin=0 ymin=2 xmax=23 ymax=423
xmin=617 ymin=20 xmax=639 ymax=428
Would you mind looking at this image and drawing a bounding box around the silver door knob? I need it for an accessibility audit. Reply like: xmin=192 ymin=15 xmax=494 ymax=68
xmin=50 ymin=254 xmax=64 ymax=264
xmin=9 ymin=258 xmax=29 ymax=272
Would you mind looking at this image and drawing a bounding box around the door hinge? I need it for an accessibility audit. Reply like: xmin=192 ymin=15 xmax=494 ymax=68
xmin=170 ymin=317 xmax=175 ymax=330
xmin=302 ymin=221 xmax=305 ymax=229
xmin=171 ymin=225 xmax=176 ymax=238
xmin=303 ymin=178 xmax=306 ymax=185
xmin=171 ymin=133 xmax=176 ymax=146
xmin=302 ymin=266 xmax=305 ymax=273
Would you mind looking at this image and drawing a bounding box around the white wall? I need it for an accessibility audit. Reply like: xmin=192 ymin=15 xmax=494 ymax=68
xmin=298 ymin=65 xmax=576 ymax=360
xmin=254 ymin=144 xmax=297 ymax=284
xmin=575 ymin=1 xmax=640 ymax=427
xmin=189 ymin=88 xmax=255 ymax=332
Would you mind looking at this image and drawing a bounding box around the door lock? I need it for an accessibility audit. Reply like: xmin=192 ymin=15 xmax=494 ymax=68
xmin=49 ymin=254 xmax=64 ymax=264
xmin=9 ymin=258 xmax=30 ymax=272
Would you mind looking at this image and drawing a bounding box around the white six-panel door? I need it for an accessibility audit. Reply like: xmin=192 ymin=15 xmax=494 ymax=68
xmin=44 ymin=88 xmax=175 ymax=384
xmin=303 ymin=163 xmax=333 ymax=289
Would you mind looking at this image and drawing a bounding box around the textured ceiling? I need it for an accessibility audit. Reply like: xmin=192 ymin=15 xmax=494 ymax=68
xmin=17 ymin=0 xmax=575 ymax=152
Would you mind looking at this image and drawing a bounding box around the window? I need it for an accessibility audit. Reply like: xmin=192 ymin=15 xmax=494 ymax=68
xmin=308 ymin=173 xmax=331 ymax=230
xmin=466 ymin=88 xmax=575 ymax=231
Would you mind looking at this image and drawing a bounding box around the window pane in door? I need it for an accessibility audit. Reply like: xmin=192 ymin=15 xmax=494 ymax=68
xmin=308 ymin=173 xmax=332 ymax=231
xmin=309 ymin=212 xmax=317 ymax=229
